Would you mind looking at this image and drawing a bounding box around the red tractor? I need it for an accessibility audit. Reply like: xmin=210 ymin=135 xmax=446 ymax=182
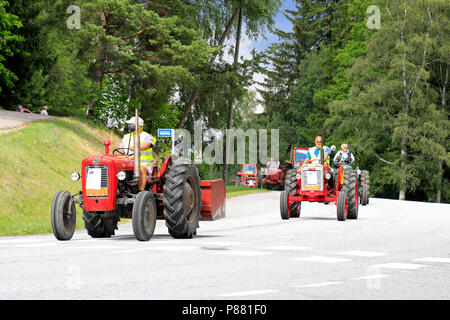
xmin=280 ymin=146 xmax=359 ymax=221
xmin=285 ymin=147 xmax=309 ymax=170
xmin=51 ymin=140 xmax=226 ymax=241
xmin=259 ymin=164 xmax=286 ymax=190
xmin=232 ymin=163 xmax=260 ymax=188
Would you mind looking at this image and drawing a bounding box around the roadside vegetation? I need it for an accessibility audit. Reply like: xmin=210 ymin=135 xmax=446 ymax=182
xmin=226 ymin=186 xmax=269 ymax=199
xmin=0 ymin=118 xmax=121 ymax=235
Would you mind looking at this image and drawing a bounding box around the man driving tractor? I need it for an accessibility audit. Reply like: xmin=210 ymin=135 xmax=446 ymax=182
xmin=333 ymin=143 xmax=355 ymax=164
xmin=297 ymin=136 xmax=331 ymax=173
xmin=119 ymin=116 xmax=156 ymax=191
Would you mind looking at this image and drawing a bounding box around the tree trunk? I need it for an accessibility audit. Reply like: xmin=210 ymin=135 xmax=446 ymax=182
xmin=436 ymin=160 xmax=443 ymax=203
xmin=222 ymin=6 xmax=242 ymax=183
xmin=86 ymin=67 xmax=104 ymax=119
xmin=177 ymin=7 xmax=240 ymax=129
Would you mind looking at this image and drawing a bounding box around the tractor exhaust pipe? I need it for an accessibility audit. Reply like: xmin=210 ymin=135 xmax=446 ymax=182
xmin=134 ymin=108 xmax=140 ymax=178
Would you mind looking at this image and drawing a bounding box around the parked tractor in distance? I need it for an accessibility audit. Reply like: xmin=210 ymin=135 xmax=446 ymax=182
xmin=232 ymin=163 xmax=260 ymax=188
xmin=51 ymin=140 xmax=226 ymax=241
xmin=259 ymin=164 xmax=286 ymax=190
xmin=281 ymin=145 xmax=360 ymax=221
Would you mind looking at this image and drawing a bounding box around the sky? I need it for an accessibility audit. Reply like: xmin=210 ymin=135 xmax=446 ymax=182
xmin=223 ymin=0 xmax=297 ymax=113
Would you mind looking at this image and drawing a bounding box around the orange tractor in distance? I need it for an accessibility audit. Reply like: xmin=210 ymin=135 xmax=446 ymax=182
xmin=232 ymin=163 xmax=260 ymax=188
xmin=51 ymin=133 xmax=226 ymax=241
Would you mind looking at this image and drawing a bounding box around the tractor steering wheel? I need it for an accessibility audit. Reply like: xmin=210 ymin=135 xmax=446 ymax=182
xmin=113 ymin=148 xmax=133 ymax=156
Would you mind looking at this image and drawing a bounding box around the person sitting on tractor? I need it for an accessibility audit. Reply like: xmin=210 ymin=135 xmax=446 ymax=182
xmin=333 ymin=143 xmax=355 ymax=165
xmin=267 ymin=157 xmax=279 ymax=169
xmin=118 ymin=116 xmax=156 ymax=191
xmin=297 ymin=136 xmax=331 ymax=172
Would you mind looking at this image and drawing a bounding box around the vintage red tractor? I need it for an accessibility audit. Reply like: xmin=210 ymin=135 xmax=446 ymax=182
xmin=259 ymin=164 xmax=286 ymax=190
xmin=285 ymin=147 xmax=309 ymax=170
xmin=232 ymin=163 xmax=260 ymax=188
xmin=280 ymin=146 xmax=359 ymax=221
xmin=51 ymin=140 xmax=226 ymax=241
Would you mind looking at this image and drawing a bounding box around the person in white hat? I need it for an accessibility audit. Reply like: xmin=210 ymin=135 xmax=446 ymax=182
xmin=119 ymin=116 xmax=156 ymax=191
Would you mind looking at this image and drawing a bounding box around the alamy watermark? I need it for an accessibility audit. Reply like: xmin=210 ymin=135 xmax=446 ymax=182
xmin=173 ymin=121 xmax=279 ymax=165
xmin=67 ymin=5 xmax=81 ymax=30
xmin=366 ymin=5 xmax=381 ymax=30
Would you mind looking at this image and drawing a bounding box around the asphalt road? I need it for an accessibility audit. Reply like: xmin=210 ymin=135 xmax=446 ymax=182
xmin=0 ymin=109 xmax=55 ymax=123
xmin=0 ymin=191 xmax=449 ymax=300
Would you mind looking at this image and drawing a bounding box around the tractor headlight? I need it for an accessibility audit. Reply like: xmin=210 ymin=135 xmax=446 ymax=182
xmin=70 ymin=172 xmax=80 ymax=181
xmin=325 ymin=173 xmax=331 ymax=180
xmin=117 ymin=171 xmax=126 ymax=181
xmin=357 ymin=169 xmax=361 ymax=175
xmin=296 ymin=174 xmax=301 ymax=180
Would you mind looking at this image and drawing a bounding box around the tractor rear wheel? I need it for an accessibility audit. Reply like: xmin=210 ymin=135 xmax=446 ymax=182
xmin=235 ymin=175 xmax=242 ymax=186
xmin=163 ymin=161 xmax=201 ymax=238
xmin=337 ymin=191 xmax=348 ymax=221
xmin=51 ymin=191 xmax=76 ymax=241
xmin=132 ymin=191 xmax=157 ymax=241
xmin=280 ymin=190 xmax=289 ymax=220
xmin=82 ymin=210 xmax=119 ymax=238
xmin=284 ymin=169 xmax=297 ymax=195
xmin=343 ymin=169 xmax=358 ymax=219
xmin=360 ymin=170 xmax=370 ymax=205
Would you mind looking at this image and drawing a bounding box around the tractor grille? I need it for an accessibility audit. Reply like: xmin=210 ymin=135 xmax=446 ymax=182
xmin=301 ymin=166 xmax=323 ymax=191
xmin=85 ymin=165 xmax=109 ymax=197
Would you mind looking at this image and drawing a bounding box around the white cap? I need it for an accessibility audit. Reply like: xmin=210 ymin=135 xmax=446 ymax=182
xmin=125 ymin=116 xmax=144 ymax=126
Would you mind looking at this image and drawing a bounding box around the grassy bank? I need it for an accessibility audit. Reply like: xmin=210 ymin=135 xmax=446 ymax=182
xmin=225 ymin=185 xmax=269 ymax=199
xmin=0 ymin=118 xmax=121 ymax=236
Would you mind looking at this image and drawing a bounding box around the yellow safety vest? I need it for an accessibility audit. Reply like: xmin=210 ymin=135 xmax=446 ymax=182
xmin=308 ymin=146 xmax=330 ymax=165
xmin=122 ymin=132 xmax=155 ymax=165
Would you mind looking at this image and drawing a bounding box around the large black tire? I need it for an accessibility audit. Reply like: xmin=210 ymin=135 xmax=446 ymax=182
xmin=257 ymin=171 xmax=264 ymax=188
xmin=337 ymin=191 xmax=348 ymax=221
xmin=280 ymin=190 xmax=289 ymax=220
xmin=284 ymin=169 xmax=297 ymax=195
xmin=132 ymin=191 xmax=157 ymax=241
xmin=82 ymin=210 xmax=119 ymax=238
xmin=163 ymin=161 xmax=201 ymax=238
xmin=51 ymin=191 xmax=76 ymax=241
xmin=360 ymin=170 xmax=370 ymax=205
xmin=343 ymin=169 xmax=359 ymax=219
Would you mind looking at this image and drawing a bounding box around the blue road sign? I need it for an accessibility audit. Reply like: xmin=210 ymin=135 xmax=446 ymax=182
xmin=158 ymin=129 xmax=173 ymax=137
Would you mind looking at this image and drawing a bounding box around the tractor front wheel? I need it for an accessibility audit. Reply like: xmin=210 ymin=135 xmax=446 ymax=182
xmin=280 ymin=190 xmax=289 ymax=220
xmin=51 ymin=191 xmax=76 ymax=240
xmin=343 ymin=169 xmax=358 ymax=219
xmin=163 ymin=161 xmax=201 ymax=238
xmin=337 ymin=191 xmax=348 ymax=221
xmin=132 ymin=191 xmax=157 ymax=241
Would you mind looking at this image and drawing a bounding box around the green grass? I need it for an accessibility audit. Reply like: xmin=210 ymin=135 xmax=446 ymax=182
xmin=0 ymin=118 xmax=122 ymax=236
xmin=225 ymin=185 xmax=269 ymax=199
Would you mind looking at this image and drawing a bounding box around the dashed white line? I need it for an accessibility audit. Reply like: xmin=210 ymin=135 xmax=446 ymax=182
xmin=214 ymin=250 xmax=272 ymax=257
xmin=293 ymin=281 xmax=343 ymax=288
xmin=337 ymin=250 xmax=387 ymax=257
xmin=374 ymin=263 xmax=427 ymax=270
xmin=260 ymin=245 xmax=311 ymax=251
xmin=351 ymin=274 xmax=390 ymax=281
xmin=294 ymin=256 xmax=350 ymax=263
xmin=147 ymin=246 xmax=200 ymax=251
xmin=219 ymin=289 xmax=278 ymax=297
xmin=412 ymin=257 xmax=450 ymax=263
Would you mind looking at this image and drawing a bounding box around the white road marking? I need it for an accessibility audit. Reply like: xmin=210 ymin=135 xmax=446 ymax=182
xmin=294 ymin=256 xmax=350 ymax=263
xmin=351 ymin=274 xmax=390 ymax=281
xmin=147 ymin=246 xmax=200 ymax=251
xmin=412 ymin=257 xmax=450 ymax=264
xmin=337 ymin=250 xmax=387 ymax=257
xmin=374 ymin=263 xmax=427 ymax=270
xmin=0 ymin=238 xmax=52 ymax=244
xmin=194 ymin=241 xmax=247 ymax=246
xmin=260 ymin=245 xmax=311 ymax=251
xmin=219 ymin=289 xmax=278 ymax=297
xmin=214 ymin=250 xmax=272 ymax=257
xmin=293 ymin=281 xmax=343 ymax=288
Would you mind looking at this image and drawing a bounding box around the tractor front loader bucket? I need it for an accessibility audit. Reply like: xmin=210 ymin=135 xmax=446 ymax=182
xmin=200 ymin=179 xmax=226 ymax=221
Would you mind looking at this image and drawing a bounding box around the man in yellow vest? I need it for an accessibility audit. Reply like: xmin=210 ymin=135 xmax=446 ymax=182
xmin=119 ymin=116 xmax=156 ymax=191
xmin=297 ymin=136 xmax=331 ymax=172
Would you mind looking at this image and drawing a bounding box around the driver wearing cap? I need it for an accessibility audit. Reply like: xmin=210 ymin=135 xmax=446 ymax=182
xmin=119 ymin=116 xmax=156 ymax=191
